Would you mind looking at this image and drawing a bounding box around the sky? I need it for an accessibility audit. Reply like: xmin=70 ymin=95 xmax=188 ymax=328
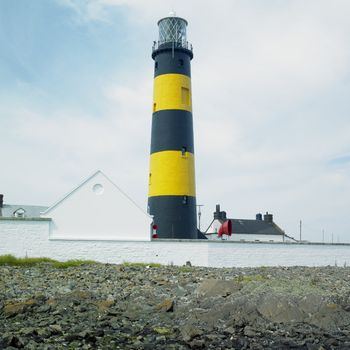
xmin=1 ymin=0 xmax=350 ymax=243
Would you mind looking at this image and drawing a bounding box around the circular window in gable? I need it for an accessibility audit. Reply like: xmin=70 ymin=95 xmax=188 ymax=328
xmin=92 ymin=183 xmax=104 ymax=195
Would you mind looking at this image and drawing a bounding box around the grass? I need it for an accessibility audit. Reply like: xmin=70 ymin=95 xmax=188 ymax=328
xmin=235 ymin=274 xmax=267 ymax=283
xmin=0 ymin=254 xmax=97 ymax=268
xmin=52 ymin=259 xmax=97 ymax=268
xmin=122 ymin=262 xmax=162 ymax=268
xmin=177 ymin=266 xmax=193 ymax=273
xmin=0 ymin=254 xmax=56 ymax=266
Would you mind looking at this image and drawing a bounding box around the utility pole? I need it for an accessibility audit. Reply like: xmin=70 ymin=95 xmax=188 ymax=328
xmin=299 ymin=220 xmax=302 ymax=242
xmin=197 ymin=205 xmax=204 ymax=231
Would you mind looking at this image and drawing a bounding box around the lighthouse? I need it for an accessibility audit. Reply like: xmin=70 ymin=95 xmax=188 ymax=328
xmin=148 ymin=14 xmax=198 ymax=239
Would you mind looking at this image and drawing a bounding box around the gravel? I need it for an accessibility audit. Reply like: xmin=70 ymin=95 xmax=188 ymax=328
xmin=1 ymin=263 xmax=350 ymax=349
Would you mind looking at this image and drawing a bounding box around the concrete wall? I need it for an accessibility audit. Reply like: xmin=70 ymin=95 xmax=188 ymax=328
xmin=206 ymin=233 xmax=285 ymax=242
xmin=1 ymin=218 xmax=350 ymax=267
xmin=0 ymin=219 xmax=208 ymax=266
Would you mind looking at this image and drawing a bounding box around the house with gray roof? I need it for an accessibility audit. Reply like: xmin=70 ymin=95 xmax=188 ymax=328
xmin=205 ymin=205 xmax=297 ymax=242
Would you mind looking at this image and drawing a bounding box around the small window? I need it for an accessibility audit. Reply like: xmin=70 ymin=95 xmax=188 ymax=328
xmin=179 ymin=59 xmax=184 ymax=66
xmin=92 ymin=184 xmax=104 ymax=195
xmin=182 ymin=196 xmax=188 ymax=204
xmin=181 ymin=146 xmax=187 ymax=156
xmin=181 ymin=87 xmax=190 ymax=106
xmin=155 ymin=61 xmax=158 ymax=70
xmin=13 ymin=208 xmax=26 ymax=218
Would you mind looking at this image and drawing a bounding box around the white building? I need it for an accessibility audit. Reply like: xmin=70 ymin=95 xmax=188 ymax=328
xmin=1 ymin=171 xmax=152 ymax=242
xmin=205 ymin=205 xmax=297 ymax=243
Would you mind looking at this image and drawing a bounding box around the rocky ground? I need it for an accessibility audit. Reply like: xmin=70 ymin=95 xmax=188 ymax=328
xmin=1 ymin=263 xmax=350 ymax=349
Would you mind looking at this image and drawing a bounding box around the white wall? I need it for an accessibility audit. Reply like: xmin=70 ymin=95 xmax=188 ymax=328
xmin=0 ymin=219 xmax=51 ymax=257
xmin=0 ymin=219 xmax=208 ymax=266
xmin=42 ymin=171 xmax=152 ymax=241
xmin=206 ymin=233 xmax=285 ymax=242
xmin=1 ymin=218 xmax=350 ymax=267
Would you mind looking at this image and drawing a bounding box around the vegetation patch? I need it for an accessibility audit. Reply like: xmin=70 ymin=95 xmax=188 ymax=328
xmin=52 ymin=260 xmax=97 ymax=269
xmin=236 ymin=274 xmax=267 ymax=283
xmin=123 ymin=262 xmax=162 ymax=268
xmin=0 ymin=254 xmax=56 ymax=266
xmin=177 ymin=266 xmax=193 ymax=273
xmin=0 ymin=254 xmax=97 ymax=268
xmin=153 ymin=327 xmax=173 ymax=335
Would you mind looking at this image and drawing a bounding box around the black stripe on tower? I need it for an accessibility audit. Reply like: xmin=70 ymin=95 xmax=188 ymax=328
xmin=154 ymin=49 xmax=191 ymax=78
xmin=151 ymin=110 xmax=194 ymax=154
xmin=148 ymin=196 xmax=197 ymax=239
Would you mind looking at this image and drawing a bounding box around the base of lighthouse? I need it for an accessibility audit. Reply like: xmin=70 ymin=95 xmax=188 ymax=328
xmin=149 ymin=196 xmax=197 ymax=239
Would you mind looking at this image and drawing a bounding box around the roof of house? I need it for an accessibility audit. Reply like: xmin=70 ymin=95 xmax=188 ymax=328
xmin=230 ymin=218 xmax=284 ymax=236
xmin=41 ymin=170 xmax=150 ymax=218
xmin=0 ymin=204 xmax=48 ymax=218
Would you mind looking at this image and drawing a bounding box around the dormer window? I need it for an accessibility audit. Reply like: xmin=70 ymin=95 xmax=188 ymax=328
xmin=13 ymin=208 xmax=26 ymax=218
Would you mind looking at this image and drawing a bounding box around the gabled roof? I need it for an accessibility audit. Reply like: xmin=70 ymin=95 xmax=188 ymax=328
xmin=0 ymin=204 xmax=48 ymax=218
xmin=230 ymin=218 xmax=284 ymax=236
xmin=42 ymin=170 xmax=150 ymax=218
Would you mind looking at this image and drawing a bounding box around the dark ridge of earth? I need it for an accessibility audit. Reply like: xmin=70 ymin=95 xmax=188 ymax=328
xmin=1 ymin=264 xmax=350 ymax=349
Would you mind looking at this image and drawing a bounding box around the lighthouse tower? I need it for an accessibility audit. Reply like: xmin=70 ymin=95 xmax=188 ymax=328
xmin=148 ymin=14 xmax=197 ymax=239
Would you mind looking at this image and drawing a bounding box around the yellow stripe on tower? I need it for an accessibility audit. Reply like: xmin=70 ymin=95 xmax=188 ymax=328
xmin=149 ymin=150 xmax=196 ymax=197
xmin=153 ymin=74 xmax=192 ymax=112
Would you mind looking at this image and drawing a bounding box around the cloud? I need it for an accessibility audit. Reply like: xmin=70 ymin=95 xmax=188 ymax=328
xmin=56 ymin=0 xmax=116 ymax=24
xmin=2 ymin=0 xmax=350 ymax=242
xmin=329 ymin=155 xmax=350 ymax=166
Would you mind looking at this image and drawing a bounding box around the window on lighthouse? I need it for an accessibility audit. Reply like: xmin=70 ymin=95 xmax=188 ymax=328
xmin=181 ymin=87 xmax=190 ymax=106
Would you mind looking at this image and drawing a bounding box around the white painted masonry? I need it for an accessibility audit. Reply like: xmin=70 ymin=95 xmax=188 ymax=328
xmin=1 ymin=218 xmax=350 ymax=267
xmin=206 ymin=233 xmax=285 ymax=242
xmin=41 ymin=171 xmax=152 ymax=241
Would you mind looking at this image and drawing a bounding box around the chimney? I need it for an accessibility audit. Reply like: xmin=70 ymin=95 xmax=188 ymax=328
xmin=256 ymin=213 xmax=262 ymax=221
xmin=263 ymin=212 xmax=273 ymax=223
xmin=213 ymin=204 xmax=227 ymax=221
xmin=214 ymin=204 xmax=221 ymax=219
xmin=0 ymin=194 xmax=3 ymax=208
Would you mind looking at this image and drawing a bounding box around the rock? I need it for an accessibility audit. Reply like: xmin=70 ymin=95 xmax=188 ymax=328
xmin=37 ymin=304 xmax=51 ymax=313
xmin=189 ymin=339 xmax=205 ymax=348
xmin=19 ymin=327 xmax=36 ymax=336
xmin=25 ymin=340 xmax=40 ymax=350
xmin=155 ymin=335 xmax=166 ymax=342
xmin=3 ymin=299 xmax=36 ymax=317
xmin=156 ymin=298 xmax=174 ymax=312
xmin=37 ymin=327 xmax=51 ymax=338
xmin=257 ymin=294 xmax=305 ymax=323
xmin=95 ymin=299 xmax=114 ymax=312
xmin=49 ymin=324 xmax=62 ymax=334
xmin=224 ymin=327 xmax=236 ymax=335
xmin=180 ymin=325 xmax=204 ymax=341
xmin=244 ymin=325 xmax=256 ymax=337
xmin=2 ymin=333 xmax=25 ymax=348
xmin=2 ymin=264 xmax=350 ymax=348
xmin=195 ymin=279 xmax=241 ymax=297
